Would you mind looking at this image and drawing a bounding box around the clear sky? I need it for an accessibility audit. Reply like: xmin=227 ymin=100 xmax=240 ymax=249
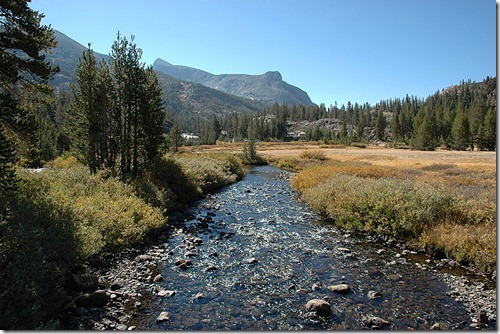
xmin=31 ymin=0 xmax=496 ymax=107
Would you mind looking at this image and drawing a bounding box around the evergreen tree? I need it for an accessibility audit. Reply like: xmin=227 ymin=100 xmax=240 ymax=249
xmin=168 ymin=123 xmax=183 ymax=152
xmin=72 ymin=45 xmax=99 ymax=171
xmin=140 ymin=66 xmax=166 ymax=162
xmin=0 ymin=0 xmax=57 ymax=213
xmin=412 ymin=106 xmax=438 ymax=150
xmin=478 ymin=107 xmax=496 ymax=151
xmin=451 ymin=104 xmax=470 ymax=150
xmin=375 ymin=110 xmax=387 ymax=141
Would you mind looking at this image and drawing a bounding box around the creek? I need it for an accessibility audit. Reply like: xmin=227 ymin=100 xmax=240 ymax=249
xmin=126 ymin=165 xmax=494 ymax=330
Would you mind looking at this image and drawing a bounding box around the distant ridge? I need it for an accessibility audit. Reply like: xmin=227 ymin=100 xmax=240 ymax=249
xmin=153 ymin=58 xmax=314 ymax=106
xmin=47 ymin=30 xmax=265 ymax=115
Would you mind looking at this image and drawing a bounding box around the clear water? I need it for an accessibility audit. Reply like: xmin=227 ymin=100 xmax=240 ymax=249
xmin=128 ymin=165 xmax=485 ymax=330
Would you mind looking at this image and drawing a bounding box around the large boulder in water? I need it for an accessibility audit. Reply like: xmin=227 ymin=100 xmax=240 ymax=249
xmin=306 ymin=299 xmax=331 ymax=316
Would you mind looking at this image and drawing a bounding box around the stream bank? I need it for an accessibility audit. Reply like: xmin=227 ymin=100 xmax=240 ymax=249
xmin=61 ymin=166 xmax=496 ymax=330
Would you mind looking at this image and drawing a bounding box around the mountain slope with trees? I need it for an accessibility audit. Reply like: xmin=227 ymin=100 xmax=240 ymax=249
xmin=153 ymin=58 xmax=314 ymax=106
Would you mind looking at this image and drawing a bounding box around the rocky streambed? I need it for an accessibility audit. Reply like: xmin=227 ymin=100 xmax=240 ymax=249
xmin=62 ymin=166 xmax=496 ymax=330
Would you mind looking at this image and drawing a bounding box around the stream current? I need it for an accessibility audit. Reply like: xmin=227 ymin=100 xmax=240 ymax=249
xmin=128 ymin=165 xmax=488 ymax=330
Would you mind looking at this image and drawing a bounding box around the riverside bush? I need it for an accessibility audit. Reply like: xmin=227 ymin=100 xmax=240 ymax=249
xmin=292 ymin=164 xmax=496 ymax=273
xmin=299 ymin=173 xmax=453 ymax=239
xmin=176 ymin=153 xmax=244 ymax=193
xmin=0 ymin=165 xmax=164 ymax=329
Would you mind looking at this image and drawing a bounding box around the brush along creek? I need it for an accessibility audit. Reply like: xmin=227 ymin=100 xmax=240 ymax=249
xmin=65 ymin=166 xmax=496 ymax=330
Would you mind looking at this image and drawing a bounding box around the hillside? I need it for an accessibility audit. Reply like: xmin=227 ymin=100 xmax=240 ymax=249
xmin=47 ymin=30 xmax=266 ymax=115
xmin=153 ymin=58 xmax=314 ymax=106
xmin=47 ymin=30 xmax=110 ymax=89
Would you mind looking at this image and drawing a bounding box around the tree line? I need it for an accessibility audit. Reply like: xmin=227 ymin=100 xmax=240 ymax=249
xmin=174 ymin=77 xmax=496 ymax=151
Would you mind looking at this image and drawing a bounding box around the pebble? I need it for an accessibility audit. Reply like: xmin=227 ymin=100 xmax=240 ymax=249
xmin=156 ymin=311 xmax=170 ymax=323
xmin=367 ymin=291 xmax=382 ymax=300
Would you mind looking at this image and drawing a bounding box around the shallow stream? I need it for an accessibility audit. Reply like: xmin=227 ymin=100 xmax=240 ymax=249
xmin=127 ymin=165 xmax=493 ymax=330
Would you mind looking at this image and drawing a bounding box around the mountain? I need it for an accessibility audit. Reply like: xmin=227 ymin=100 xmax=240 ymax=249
xmin=47 ymin=30 xmax=110 ymax=89
xmin=153 ymin=58 xmax=314 ymax=106
xmin=46 ymin=30 xmax=265 ymax=114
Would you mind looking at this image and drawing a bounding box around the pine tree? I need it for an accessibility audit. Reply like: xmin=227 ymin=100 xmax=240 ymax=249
xmin=375 ymin=110 xmax=387 ymax=141
xmin=451 ymin=104 xmax=470 ymax=150
xmin=0 ymin=0 xmax=57 ymax=212
xmin=478 ymin=107 xmax=496 ymax=151
xmin=168 ymin=123 xmax=183 ymax=152
xmin=72 ymin=45 xmax=99 ymax=171
xmin=412 ymin=106 xmax=438 ymax=150
xmin=140 ymin=66 xmax=166 ymax=163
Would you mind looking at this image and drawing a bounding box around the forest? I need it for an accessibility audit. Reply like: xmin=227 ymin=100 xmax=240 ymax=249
xmin=32 ymin=76 xmax=496 ymax=165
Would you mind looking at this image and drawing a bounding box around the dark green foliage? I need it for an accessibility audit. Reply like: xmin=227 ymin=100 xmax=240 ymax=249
xmin=451 ymin=104 xmax=470 ymax=150
xmin=0 ymin=188 xmax=81 ymax=329
xmin=375 ymin=110 xmax=387 ymax=141
xmin=0 ymin=0 xmax=58 ymax=203
xmin=168 ymin=123 xmax=183 ymax=152
xmin=71 ymin=34 xmax=166 ymax=178
xmin=0 ymin=126 xmax=18 ymax=222
xmin=478 ymin=106 xmax=496 ymax=151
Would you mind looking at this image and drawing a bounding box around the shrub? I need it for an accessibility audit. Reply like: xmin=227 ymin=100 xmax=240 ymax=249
xmin=420 ymin=222 xmax=496 ymax=273
xmin=176 ymin=153 xmax=244 ymax=193
xmin=51 ymin=155 xmax=78 ymax=169
xmin=292 ymin=162 xmax=496 ymax=273
xmin=299 ymin=149 xmax=327 ymax=160
xmin=299 ymin=173 xmax=454 ymax=239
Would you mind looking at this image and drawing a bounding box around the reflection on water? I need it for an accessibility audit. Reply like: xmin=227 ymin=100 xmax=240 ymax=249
xmin=128 ymin=166 xmax=478 ymax=330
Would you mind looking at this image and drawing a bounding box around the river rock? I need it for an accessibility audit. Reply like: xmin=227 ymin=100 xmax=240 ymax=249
xmin=362 ymin=315 xmax=390 ymax=329
xmin=68 ymin=274 xmax=99 ymax=292
xmin=367 ymin=290 xmax=382 ymax=300
xmin=136 ymin=254 xmax=152 ymax=261
xmin=478 ymin=309 xmax=488 ymax=323
xmin=175 ymin=259 xmax=192 ymax=268
xmin=158 ymin=290 xmax=176 ymax=297
xmin=185 ymin=251 xmax=199 ymax=257
xmin=156 ymin=311 xmax=170 ymax=323
xmin=386 ymin=274 xmax=401 ymax=281
xmin=247 ymin=258 xmax=258 ymax=264
xmin=306 ymin=299 xmax=332 ymax=316
xmin=206 ymin=265 xmax=218 ymax=271
xmin=328 ymin=284 xmax=350 ymax=293
xmin=153 ymin=274 xmax=164 ymax=282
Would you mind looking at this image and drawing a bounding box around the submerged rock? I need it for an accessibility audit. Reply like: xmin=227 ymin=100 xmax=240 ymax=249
xmin=328 ymin=284 xmax=350 ymax=293
xmin=367 ymin=290 xmax=382 ymax=300
xmin=156 ymin=311 xmax=170 ymax=323
xmin=306 ymin=299 xmax=332 ymax=316
xmin=362 ymin=315 xmax=390 ymax=329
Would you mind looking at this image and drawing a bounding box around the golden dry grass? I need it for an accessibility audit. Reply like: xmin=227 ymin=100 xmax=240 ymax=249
xmin=188 ymin=141 xmax=496 ymax=272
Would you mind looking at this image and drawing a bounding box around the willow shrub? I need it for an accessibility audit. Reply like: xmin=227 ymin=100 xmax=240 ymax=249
xmin=292 ymin=167 xmax=496 ymax=273
xmin=0 ymin=165 xmax=164 ymax=329
xmin=16 ymin=165 xmax=165 ymax=257
xmin=175 ymin=152 xmax=245 ymax=193
xmin=296 ymin=173 xmax=453 ymax=239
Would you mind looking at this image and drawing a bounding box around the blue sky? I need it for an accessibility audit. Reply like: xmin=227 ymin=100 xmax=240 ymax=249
xmin=31 ymin=0 xmax=496 ymax=107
